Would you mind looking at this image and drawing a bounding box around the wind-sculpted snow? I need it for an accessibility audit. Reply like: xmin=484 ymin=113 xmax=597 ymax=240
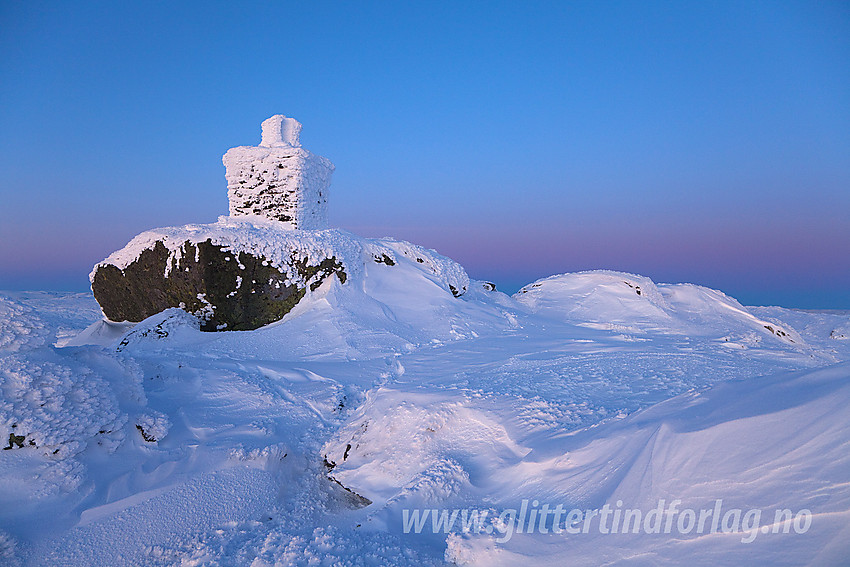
xmin=0 ymin=294 xmax=146 ymax=509
xmin=440 ymin=362 xmax=850 ymax=565
xmin=750 ymin=305 xmax=850 ymax=362
xmin=0 ymin=297 xmax=48 ymax=353
xmin=0 ymin=297 xmax=123 ymax=465
xmin=0 ymin=277 xmax=848 ymax=565
xmin=0 ymin=356 xmax=126 ymax=459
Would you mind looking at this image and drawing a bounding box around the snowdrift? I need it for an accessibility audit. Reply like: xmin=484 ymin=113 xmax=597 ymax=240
xmin=515 ymin=270 xmax=800 ymax=344
xmin=326 ymin=362 xmax=850 ymax=566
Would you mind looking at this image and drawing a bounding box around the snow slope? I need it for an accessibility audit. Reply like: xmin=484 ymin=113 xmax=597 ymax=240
xmin=1 ymin=265 xmax=849 ymax=566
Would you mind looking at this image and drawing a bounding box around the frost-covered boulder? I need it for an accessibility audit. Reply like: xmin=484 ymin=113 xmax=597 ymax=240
xmin=515 ymin=271 xmax=672 ymax=329
xmin=91 ymin=217 xmax=468 ymax=332
xmin=91 ymin=218 xmax=348 ymax=331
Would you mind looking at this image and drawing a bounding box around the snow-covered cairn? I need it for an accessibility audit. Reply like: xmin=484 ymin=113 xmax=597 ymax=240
xmin=224 ymin=115 xmax=333 ymax=229
xmin=90 ymin=115 xmax=469 ymax=332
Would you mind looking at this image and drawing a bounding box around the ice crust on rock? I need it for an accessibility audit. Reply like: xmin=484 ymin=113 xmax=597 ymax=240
xmin=223 ymin=115 xmax=332 ymax=229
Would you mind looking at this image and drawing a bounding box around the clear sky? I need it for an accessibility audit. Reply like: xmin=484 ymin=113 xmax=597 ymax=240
xmin=1 ymin=1 xmax=848 ymax=307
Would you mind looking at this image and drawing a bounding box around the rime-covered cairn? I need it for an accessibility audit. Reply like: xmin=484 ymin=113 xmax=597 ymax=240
xmin=91 ymin=115 xmax=467 ymax=332
xmin=223 ymin=115 xmax=333 ymax=229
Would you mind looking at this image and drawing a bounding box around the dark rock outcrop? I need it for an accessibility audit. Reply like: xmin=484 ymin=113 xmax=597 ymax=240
xmin=92 ymin=238 xmax=345 ymax=331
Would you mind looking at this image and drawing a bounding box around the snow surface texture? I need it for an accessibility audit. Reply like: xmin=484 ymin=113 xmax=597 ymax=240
xmin=223 ymin=115 xmax=333 ymax=229
xmin=0 ymin=297 xmax=48 ymax=353
xmin=1 ymin=267 xmax=849 ymax=566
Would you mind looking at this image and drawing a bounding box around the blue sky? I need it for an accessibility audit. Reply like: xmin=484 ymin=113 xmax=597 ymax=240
xmin=1 ymin=1 xmax=848 ymax=307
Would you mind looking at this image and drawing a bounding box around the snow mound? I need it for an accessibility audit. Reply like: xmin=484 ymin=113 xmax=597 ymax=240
xmin=323 ymin=390 xmax=526 ymax=511
xmin=515 ymin=270 xmax=799 ymax=343
xmin=61 ymin=319 xmax=135 ymax=348
xmin=749 ymin=306 xmax=850 ymax=362
xmin=115 ymin=308 xmax=202 ymax=352
xmin=515 ymin=271 xmax=672 ymax=330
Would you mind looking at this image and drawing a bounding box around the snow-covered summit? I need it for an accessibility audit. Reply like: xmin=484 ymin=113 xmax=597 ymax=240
xmin=223 ymin=115 xmax=333 ymax=229
xmin=6 ymin=275 xmax=850 ymax=564
xmin=94 ymin=115 xmax=481 ymax=332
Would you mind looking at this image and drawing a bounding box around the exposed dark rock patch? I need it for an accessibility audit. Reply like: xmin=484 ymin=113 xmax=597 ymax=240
xmin=4 ymin=432 xmax=26 ymax=450
xmin=764 ymin=324 xmax=794 ymax=342
xmin=373 ymin=253 xmax=395 ymax=266
xmin=328 ymin=475 xmax=372 ymax=508
xmin=92 ymin=239 xmax=346 ymax=331
xmin=623 ymin=281 xmax=642 ymax=295
xmin=135 ymin=424 xmax=157 ymax=443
